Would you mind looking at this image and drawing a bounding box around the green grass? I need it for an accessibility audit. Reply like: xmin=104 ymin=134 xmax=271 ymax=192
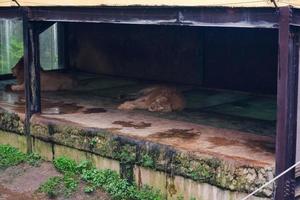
xmin=38 ymin=176 xmax=63 ymax=198
xmin=38 ymin=172 xmax=79 ymax=198
xmin=0 ymin=144 xmax=41 ymax=169
xmin=0 ymin=145 xmax=182 ymax=200
xmin=52 ymin=156 xmax=163 ymax=200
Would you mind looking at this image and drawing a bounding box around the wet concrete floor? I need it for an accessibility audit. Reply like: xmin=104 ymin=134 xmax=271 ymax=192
xmin=0 ymin=77 xmax=276 ymax=167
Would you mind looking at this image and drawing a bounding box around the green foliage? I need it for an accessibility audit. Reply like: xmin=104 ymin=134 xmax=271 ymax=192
xmin=81 ymin=166 xmax=162 ymax=200
xmin=177 ymin=195 xmax=184 ymax=200
xmin=39 ymin=172 xmax=79 ymax=198
xmin=0 ymin=33 xmax=23 ymax=74
xmin=0 ymin=144 xmax=41 ymax=168
xmin=140 ymin=154 xmax=155 ymax=168
xmin=53 ymin=156 xmax=77 ymax=173
xmin=53 ymin=156 xmax=163 ymax=200
xmin=84 ymin=185 xmax=95 ymax=193
xmin=116 ymin=144 xmax=136 ymax=164
xmin=76 ymin=160 xmax=93 ymax=174
xmin=9 ymin=37 xmax=23 ymax=61
xmin=39 ymin=176 xmax=63 ymax=198
xmin=135 ymin=185 xmax=162 ymax=200
xmin=0 ymin=144 xmax=25 ymax=168
xmin=89 ymin=137 xmax=98 ymax=148
xmin=63 ymin=172 xmax=79 ymax=196
xmin=26 ymin=153 xmax=42 ymax=167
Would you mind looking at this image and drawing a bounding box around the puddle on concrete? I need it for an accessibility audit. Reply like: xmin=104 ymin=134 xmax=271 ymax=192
xmin=42 ymin=102 xmax=83 ymax=115
xmin=148 ymin=129 xmax=200 ymax=140
xmin=0 ymin=91 xmax=84 ymax=115
xmin=112 ymin=121 xmax=151 ymax=129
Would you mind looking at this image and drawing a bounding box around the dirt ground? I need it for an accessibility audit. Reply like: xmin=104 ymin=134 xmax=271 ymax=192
xmin=0 ymin=162 xmax=111 ymax=200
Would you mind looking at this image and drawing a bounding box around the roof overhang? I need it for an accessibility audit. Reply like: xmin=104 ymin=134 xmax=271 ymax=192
xmin=0 ymin=6 xmax=281 ymax=28
xmin=0 ymin=0 xmax=299 ymax=8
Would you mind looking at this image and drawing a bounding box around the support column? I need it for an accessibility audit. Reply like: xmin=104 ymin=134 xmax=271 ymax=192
xmin=276 ymin=7 xmax=299 ymax=200
xmin=29 ymin=21 xmax=41 ymax=114
xmin=22 ymin=13 xmax=41 ymax=153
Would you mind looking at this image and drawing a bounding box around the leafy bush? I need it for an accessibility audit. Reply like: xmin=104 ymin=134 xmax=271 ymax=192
xmin=0 ymin=145 xmax=25 ymax=168
xmin=0 ymin=144 xmax=41 ymax=168
xmin=53 ymin=156 xmax=164 ymax=200
xmin=39 ymin=172 xmax=79 ymax=198
xmin=26 ymin=153 xmax=42 ymax=167
xmin=38 ymin=176 xmax=63 ymax=198
xmin=53 ymin=156 xmax=77 ymax=173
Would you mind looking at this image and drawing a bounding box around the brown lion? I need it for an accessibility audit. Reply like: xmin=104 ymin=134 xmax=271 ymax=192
xmin=118 ymin=86 xmax=185 ymax=112
xmin=10 ymin=57 xmax=78 ymax=92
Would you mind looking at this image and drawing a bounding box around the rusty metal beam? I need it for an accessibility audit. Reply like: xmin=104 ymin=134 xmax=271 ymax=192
xmin=276 ymin=6 xmax=299 ymax=200
xmin=0 ymin=7 xmax=22 ymax=19
xmin=26 ymin=6 xmax=278 ymax=28
xmin=29 ymin=21 xmax=41 ymax=114
xmin=23 ymin=11 xmax=32 ymax=153
xmin=23 ymin=13 xmax=42 ymax=153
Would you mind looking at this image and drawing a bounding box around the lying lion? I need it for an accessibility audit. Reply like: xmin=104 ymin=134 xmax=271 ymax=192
xmin=118 ymin=86 xmax=185 ymax=112
xmin=10 ymin=57 xmax=78 ymax=92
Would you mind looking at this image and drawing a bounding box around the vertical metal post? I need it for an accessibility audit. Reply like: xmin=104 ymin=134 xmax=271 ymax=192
xmin=22 ymin=11 xmax=41 ymax=153
xmin=29 ymin=22 xmax=41 ymax=114
xmin=23 ymin=11 xmax=32 ymax=153
xmin=276 ymin=7 xmax=299 ymax=200
xmin=57 ymin=22 xmax=66 ymax=69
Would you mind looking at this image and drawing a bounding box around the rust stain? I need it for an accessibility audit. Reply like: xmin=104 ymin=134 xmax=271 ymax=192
xmin=245 ymin=139 xmax=275 ymax=154
xmin=148 ymin=129 xmax=200 ymax=140
xmin=137 ymin=167 xmax=142 ymax=189
xmin=112 ymin=121 xmax=151 ymax=129
xmin=82 ymin=107 xmax=107 ymax=114
xmin=207 ymin=136 xmax=240 ymax=147
xmin=207 ymin=136 xmax=275 ymax=154
xmin=167 ymin=177 xmax=177 ymax=197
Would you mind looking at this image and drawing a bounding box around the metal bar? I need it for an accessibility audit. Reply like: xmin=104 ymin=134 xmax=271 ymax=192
xmin=0 ymin=8 xmax=22 ymax=19
xmin=22 ymin=10 xmax=32 ymax=153
xmin=29 ymin=21 xmax=41 ymax=114
xmin=57 ymin=22 xmax=66 ymax=69
xmin=275 ymin=6 xmax=299 ymax=200
xmin=27 ymin=7 xmax=278 ymax=28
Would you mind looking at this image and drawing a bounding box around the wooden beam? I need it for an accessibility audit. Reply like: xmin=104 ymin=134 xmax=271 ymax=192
xmin=275 ymin=6 xmax=299 ymax=200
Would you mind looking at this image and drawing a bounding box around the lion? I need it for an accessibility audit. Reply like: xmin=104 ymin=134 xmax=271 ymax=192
xmin=10 ymin=57 xmax=78 ymax=92
xmin=118 ymin=86 xmax=185 ymax=112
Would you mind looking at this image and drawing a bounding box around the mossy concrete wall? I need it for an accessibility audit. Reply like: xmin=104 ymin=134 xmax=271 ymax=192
xmin=0 ymin=109 xmax=274 ymax=199
xmin=0 ymin=130 xmax=269 ymax=200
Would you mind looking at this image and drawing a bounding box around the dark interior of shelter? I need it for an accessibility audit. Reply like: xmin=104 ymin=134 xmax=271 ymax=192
xmin=0 ymin=22 xmax=278 ymax=163
xmin=67 ymin=23 xmax=278 ymax=95
xmin=60 ymin=23 xmax=278 ymax=134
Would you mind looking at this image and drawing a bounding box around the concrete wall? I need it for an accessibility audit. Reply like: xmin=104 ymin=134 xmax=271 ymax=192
xmin=202 ymin=28 xmax=278 ymax=94
xmin=67 ymin=23 xmax=278 ymax=94
xmin=0 ymin=130 xmax=270 ymax=200
xmin=67 ymin=23 xmax=204 ymax=85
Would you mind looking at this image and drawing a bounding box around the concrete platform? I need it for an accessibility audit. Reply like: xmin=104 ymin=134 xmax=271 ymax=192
xmin=0 ymin=75 xmax=276 ymax=199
